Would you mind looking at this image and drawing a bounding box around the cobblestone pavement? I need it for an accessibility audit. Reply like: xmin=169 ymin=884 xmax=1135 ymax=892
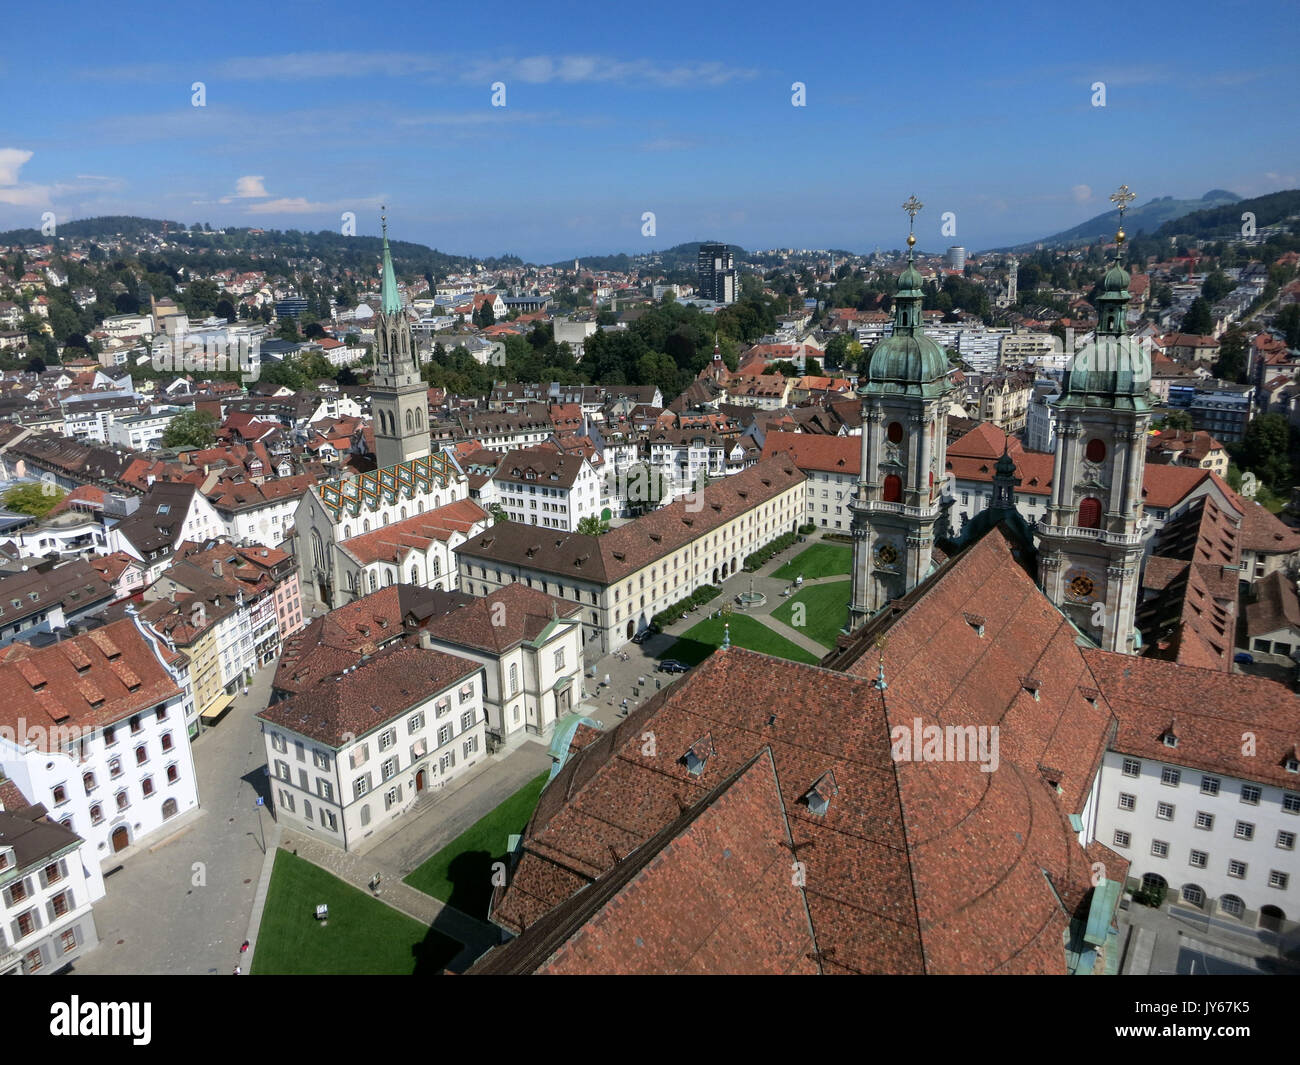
xmin=74 ymin=665 xmax=279 ymax=975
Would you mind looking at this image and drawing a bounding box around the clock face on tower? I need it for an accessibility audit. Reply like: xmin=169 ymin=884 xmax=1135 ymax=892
xmin=875 ymin=542 xmax=899 ymax=568
xmin=1066 ymin=569 xmax=1096 ymax=602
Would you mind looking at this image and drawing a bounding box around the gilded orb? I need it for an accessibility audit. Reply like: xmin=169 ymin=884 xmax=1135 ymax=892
xmin=906 ymin=233 xmax=916 ymax=247
xmin=1115 ymin=228 xmax=1126 ymax=244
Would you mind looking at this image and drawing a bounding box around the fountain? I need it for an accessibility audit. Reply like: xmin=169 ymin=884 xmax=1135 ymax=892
xmin=735 ymin=576 xmax=766 ymax=610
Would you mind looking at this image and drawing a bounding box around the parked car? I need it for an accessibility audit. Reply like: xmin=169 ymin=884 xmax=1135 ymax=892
xmin=1233 ymin=652 xmax=1254 ymax=665
xmin=631 ymin=628 xmax=652 ymax=644
xmin=659 ymin=659 xmax=690 ymax=674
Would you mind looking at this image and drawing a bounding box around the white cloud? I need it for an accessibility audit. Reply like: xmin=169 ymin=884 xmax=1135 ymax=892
xmin=234 ymin=175 xmax=269 ymax=198
xmin=0 ymin=148 xmax=34 ymax=186
xmin=1072 ymin=184 xmax=1092 ymax=204
xmin=90 ymin=52 xmax=758 ymax=88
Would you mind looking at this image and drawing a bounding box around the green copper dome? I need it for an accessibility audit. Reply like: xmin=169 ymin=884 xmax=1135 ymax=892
xmin=867 ymin=333 xmax=950 ymax=389
xmin=1102 ymin=262 xmax=1130 ymax=295
xmin=897 ymin=262 xmax=924 ymax=294
xmin=864 ymin=256 xmax=951 ymax=397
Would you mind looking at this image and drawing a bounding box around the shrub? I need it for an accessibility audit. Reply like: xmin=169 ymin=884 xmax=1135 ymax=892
xmin=743 ymin=531 xmax=798 ymax=571
xmin=652 ymin=584 xmax=723 ymax=630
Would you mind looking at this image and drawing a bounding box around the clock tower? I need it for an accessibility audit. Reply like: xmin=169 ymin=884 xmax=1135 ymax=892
xmin=848 ymin=197 xmax=954 ymax=627
xmin=370 ymin=211 xmax=430 ymax=470
xmin=1038 ymin=186 xmax=1152 ymax=653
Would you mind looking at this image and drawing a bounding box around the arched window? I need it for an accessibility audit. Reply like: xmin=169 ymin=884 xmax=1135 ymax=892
xmin=400 ymin=506 xmax=407 ymax=520
xmin=368 ymin=572 xmax=378 ymax=592
xmin=363 ymin=518 xmax=371 ymax=533
xmin=1181 ymin=884 xmax=1205 ymax=907
xmin=1077 ymin=496 xmax=1102 ymax=529
xmin=1085 ymin=438 xmax=1107 ymax=463
xmin=415 ymin=408 xmax=423 ymax=428
xmin=417 ymin=499 xmax=424 ymax=513
xmin=348 ymin=571 xmax=358 ymax=591
xmin=887 ymin=421 xmax=904 ymax=444
xmin=405 ymin=409 xmax=413 ymax=432
xmin=311 ymin=528 xmax=324 ymax=569
xmin=1220 ymin=894 xmax=1244 ymax=918
xmin=384 ymin=571 xmax=393 ymax=587
xmin=883 ymin=475 xmax=903 ymax=503
xmin=433 ymin=557 xmax=442 ymax=577
xmin=410 ymin=564 xmax=419 ymax=583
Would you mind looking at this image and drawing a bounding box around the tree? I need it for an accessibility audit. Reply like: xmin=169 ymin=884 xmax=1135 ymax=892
xmin=24 ymin=356 xmax=45 ymax=374
xmin=275 ymin=317 xmax=300 ymax=342
xmin=1277 ymin=305 xmax=1300 ymax=350
xmin=804 ymin=357 xmax=824 ymax=377
xmin=161 ymin=410 xmax=219 ymax=450
xmin=215 ymin=297 xmax=237 ymax=322
xmin=489 ymin=503 xmax=509 ymax=525
xmin=1213 ymin=327 xmax=1248 ymax=383
xmin=1201 ymin=270 xmax=1233 ymax=304
xmin=576 ymin=515 xmax=609 ymax=536
xmin=4 ymin=483 xmax=66 ymax=518
xmin=1181 ymin=297 xmax=1213 ymax=337
xmin=1238 ymin=413 xmax=1292 ymax=493
xmin=1154 ymin=410 xmax=1194 ymax=432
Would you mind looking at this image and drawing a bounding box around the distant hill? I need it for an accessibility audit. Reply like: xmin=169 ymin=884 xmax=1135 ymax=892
xmin=0 ymin=216 xmax=516 ymax=275
xmin=1152 ymin=189 xmax=1300 ymax=241
xmin=998 ymin=190 xmax=1242 ymax=251
xmin=555 ymin=241 xmax=748 ymax=273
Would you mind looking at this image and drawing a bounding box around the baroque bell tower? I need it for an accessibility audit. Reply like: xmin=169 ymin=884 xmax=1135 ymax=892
xmin=1037 ymin=185 xmax=1151 ymax=654
xmin=848 ymin=197 xmax=954 ymax=627
xmin=370 ymin=210 xmax=430 ymax=469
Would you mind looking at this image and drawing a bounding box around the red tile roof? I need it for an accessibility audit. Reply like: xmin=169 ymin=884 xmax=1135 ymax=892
xmin=0 ymin=619 xmax=181 ymax=747
xmin=339 ymin=498 xmax=487 ymax=565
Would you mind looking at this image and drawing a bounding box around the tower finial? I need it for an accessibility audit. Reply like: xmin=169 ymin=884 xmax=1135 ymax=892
xmin=1109 ymin=184 xmax=1135 ymax=249
xmin=873 ymin=635 xmax=889 ymax=691
xmin=902 ymin=195 xmax=923 ymax=259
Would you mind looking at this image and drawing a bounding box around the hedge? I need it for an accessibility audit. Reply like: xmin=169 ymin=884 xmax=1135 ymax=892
xmin=797 ymin=523 xmax=817 ymax=535
xmin=743 ymin=530 xmax=798 ymax=571
xmin=652 ymin=584 xmax=722 ymax=630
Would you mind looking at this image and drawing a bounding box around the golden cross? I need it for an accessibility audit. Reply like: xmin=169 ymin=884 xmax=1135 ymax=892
xmin=902 ymin=195 xmax=924 ymax=230
xmin=1109 ymin=185 xmax=1136 ymax=218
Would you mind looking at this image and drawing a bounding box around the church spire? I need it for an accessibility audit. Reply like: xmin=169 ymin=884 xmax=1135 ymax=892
xmin=380 ymin=208 xmax=402 ymax=317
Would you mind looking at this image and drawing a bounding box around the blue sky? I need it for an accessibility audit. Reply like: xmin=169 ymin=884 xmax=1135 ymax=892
xmin=2 ymin=0 xmax=1298 ymax=262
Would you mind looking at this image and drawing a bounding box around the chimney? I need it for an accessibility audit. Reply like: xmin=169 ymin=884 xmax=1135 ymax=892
xmin=213 ymin=560 xmax=222 ymax=577
xmin=418 ymin=630 xmax=433 ymax=650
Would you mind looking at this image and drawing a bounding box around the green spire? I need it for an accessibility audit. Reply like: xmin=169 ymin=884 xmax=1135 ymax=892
xmin=380 ymin=210 xmax=402 ymax=316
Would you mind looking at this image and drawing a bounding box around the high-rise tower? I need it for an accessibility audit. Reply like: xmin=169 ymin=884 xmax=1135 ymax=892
xmin=848 ymin=197 xmax=954 ymax=627
xmin=370 ymin=212 xmax=429 ymax=469
xmin=1037 ymin=185 xmax=1151 ymax=653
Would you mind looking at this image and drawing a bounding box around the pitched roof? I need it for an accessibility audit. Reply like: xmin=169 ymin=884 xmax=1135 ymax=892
xmin=0 ymin=618 xmax=182 ymax=747
xmin=338 ymin=498 xmax=487 ymax=565
xmin=486 ymin=529 xmax=1116 ymax=975
xmin=458 ymin=457 xmax=805 ymax=584
xmin=257 ymin=644 xmax=479 ymax=747
xmin=421 ymin=583 xmax=580 ymax=655
xmin=759 ymin=431 xmax=860 ymax=475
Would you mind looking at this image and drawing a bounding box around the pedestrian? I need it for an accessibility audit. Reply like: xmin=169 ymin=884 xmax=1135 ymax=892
xmin=604 ymin=673 xmax=610 ymax=688
xmin=240 ymin=940 xmax=249 ymax=953
xmin=233 ymin=965 xmax=241 ymax=975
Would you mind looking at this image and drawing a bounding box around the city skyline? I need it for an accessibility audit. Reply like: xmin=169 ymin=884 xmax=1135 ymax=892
xmin=2 ymin=0 xmax=1299 ymax=261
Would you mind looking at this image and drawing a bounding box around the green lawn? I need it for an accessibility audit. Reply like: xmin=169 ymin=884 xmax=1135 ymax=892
xmin=252 ymin=850 xmax=461 ymax=975
xmin=658 ymin=613 xmax=821 ymax=666
xmin=771 ymin=580 xmax=852 ymax=649
xmin=404 ymin=772 xmax=550 ymax=918
xmin=772 ymin=543 xmax=853 ymax=580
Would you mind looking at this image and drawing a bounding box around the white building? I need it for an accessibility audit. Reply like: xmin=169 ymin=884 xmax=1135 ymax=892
xmin=0 ymin=807 xmax=102 ymax=975
xmin=418 ymin=584 xmax=586 ymax=742
xmin=257 ymin=645 xmax=487 ymax=852
xmin=0 ymin=617 xmax=200 ymax=865
xmin=491 ymin=448 xmax=602 ymax=532
xmin=107 ymin=408 xmax=181 ymax=452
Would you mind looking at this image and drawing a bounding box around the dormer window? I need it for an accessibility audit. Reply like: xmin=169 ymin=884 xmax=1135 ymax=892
xmin=1286 ymin=758 xmax=1299 ymax=774
xmin=804 ymin=771 xmax=839 ymax=816
xmin=1021 ymin=677 xmax=1040 ymax=701
xmin=680 ymin=733 xmax=715 ymax=777
xmin=1163 ymin=732 xmax=1178 ymax=749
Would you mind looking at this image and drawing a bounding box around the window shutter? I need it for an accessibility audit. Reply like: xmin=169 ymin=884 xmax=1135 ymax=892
xmin=46 ymin=900 xmax=57 ymax=923
xmin=59 ymin=859 xmax=69 ymax=879
xmin=9 ymin=920 xmax=21 ymax=944
xmin=395 ymin=784 xmax=403 ymax=802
